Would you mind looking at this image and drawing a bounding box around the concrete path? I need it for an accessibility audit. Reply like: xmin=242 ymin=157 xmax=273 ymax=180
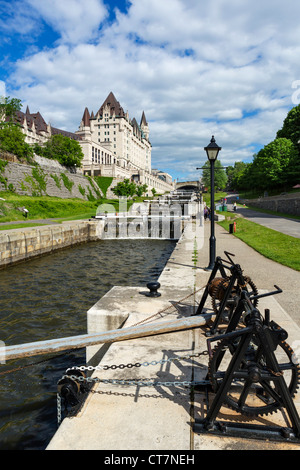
xmin=236 ymin=206 xmax=300 ymax=238
xmin=225 ymin=194 xmax=300 ymax=238
xmin=0 ymin=218 xmax=64 ymax=226
xmin=213 ymin=222 xmax=300 ymax=326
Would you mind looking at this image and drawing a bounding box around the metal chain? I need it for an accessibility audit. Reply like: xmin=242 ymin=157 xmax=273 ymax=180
xmin=64 ymin=374 xmax=208 ymax=388
xmin=1 ymin=286 xmax=208 ymax=380
xmin=57 ymin=350 xmax=209 ymax=424
xmin=65 ymin=350 xmax=208 ymax=374
xmin=57 ymin=393 xmax=62 ymax=425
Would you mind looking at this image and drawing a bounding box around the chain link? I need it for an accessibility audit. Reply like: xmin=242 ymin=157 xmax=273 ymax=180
xmin=62 ymin=351 xmax=209 ymax=387
xmin=57 ymin=393 xmax=62 ymax=425
xmin=64 ymin=374 xmax=209 ymax=388
xmin=57 ymin=350 xmax=209 ymax=424
xmin=65 ymin=350 xmax=208 ymax=374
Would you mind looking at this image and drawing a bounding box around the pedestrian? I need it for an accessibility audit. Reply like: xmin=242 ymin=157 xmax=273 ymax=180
xmin=204 ymin=206 xmax=208 ymax=220
xmin=233 ymin=202 xmax=237 ymax=212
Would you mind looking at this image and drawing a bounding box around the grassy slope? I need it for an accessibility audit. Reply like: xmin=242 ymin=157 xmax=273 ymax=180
xmin=0 ymin=192 xmax=120 ymax=223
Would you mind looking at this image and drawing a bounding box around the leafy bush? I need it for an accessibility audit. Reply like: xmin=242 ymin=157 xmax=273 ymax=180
xmin=34 ymin=134 xmax=84 ymax=168
xmin=111 ymin=179 xmax=148 ymax=198
xmin=0 ymin=125 xmax=34 ymax=160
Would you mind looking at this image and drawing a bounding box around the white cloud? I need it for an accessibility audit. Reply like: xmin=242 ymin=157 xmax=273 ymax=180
xmin=4 ymin=0 xmax=300 ymax=180
xmin=0 ymin=80 xmax=5 ymax=96
xmin=25 ymin=0 xmax=108 ymax=44
xmin=0 ymin=1 xmax=34 ymax=32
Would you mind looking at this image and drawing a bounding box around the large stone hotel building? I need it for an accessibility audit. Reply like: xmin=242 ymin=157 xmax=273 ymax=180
xmin=14 ymin=92 xmax=174 ymax=195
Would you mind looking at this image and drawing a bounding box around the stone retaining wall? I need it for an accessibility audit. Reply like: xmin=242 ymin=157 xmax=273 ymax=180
xmin=0 ymin=220 xmax=103 ymax=268
xmin=0 ymin=160 xmax=101 ymax=200
xmin=243 ymin=195 xmax=300 ymax=216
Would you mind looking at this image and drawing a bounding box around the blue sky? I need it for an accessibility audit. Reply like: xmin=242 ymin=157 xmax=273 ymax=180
xmin=1 ymin=0 xmax=300 ymax=181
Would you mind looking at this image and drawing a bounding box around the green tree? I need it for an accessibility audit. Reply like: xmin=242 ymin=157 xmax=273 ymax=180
xmin=0 ymin=124 xmax=33 ymax=159
xmin=250 ymin=138 xmax=298 ymax=190
xmin=202 ymin=160 xmax=227 ymax=190
xmin=276 ymin=104 xmax=300 ymax=146
xmin=233 ymin=162 xmax=253 ymax=191
xmin=287 ymin=145 xmax=300 ymax=186
xmin=0 ymin=96 xmax=22 ymax=125
xmin=34 ymin=134 xmax=84 ymax=168
xmin=135 ymin=183 xmax=148 ymax=197
xmin=112 ymin=179 xmax=137 ymax=197
xmin=0 ymin=96 xmax=33 ymax=159
xmin=226 ymin=161 xmax=248 ymax=190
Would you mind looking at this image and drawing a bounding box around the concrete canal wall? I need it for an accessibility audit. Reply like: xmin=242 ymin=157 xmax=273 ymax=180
xmin=0 ymin=209 xmax=192 ymax=268
xmin=0 ymin=217 xmax=184 ymax=269
xmin=0 ymin=220 xmax=104 ymax=268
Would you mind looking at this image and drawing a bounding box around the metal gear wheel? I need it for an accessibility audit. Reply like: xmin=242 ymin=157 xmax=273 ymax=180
xmin=210 ymin=275 xmax=259 ymax=321
xmin=208 ymin=336 xmax=300 ymax=417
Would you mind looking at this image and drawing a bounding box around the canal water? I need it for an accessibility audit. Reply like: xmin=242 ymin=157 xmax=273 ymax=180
xmin=0 ymin=238 xmax=175 ymax=450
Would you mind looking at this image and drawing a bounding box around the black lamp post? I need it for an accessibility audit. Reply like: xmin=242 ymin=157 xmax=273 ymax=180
xmin=204 ymin=135 xmax=222 ymax=270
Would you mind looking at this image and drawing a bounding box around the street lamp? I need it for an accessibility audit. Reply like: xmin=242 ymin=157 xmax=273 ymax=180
xmin=204 ymin=135 xmax=222 ymax=270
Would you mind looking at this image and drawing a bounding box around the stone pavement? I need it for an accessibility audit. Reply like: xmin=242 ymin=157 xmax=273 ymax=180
xmin=46 ymin=219 xmax=300 ymax=451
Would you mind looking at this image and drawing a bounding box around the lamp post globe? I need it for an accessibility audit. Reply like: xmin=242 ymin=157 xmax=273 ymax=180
xmin=205 ymin=136 xmax=221 ymax=270
xmin=204 ymin=135 xmax=222 ymax=161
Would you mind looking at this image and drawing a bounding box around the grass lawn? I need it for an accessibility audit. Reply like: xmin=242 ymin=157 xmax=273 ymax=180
xmin=218 ymin=214 xmax=300 ymax=271
xmin=0 ymin=192 xmax=151 ymax=228
xmin=0 ymin=192 xmax=122 ymax=223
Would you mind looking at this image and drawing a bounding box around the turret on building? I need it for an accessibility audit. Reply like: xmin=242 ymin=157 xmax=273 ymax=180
xmin=6 ymin=92 xmax=174 ymax=195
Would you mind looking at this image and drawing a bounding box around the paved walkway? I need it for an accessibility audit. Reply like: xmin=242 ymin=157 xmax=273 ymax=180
xmin=225 ymin=194 xmax=300 ymax=238
xmin=0 ymin=218 xmax=63 ymax=226
xmin=236 ymin=206 xmax=300 ymax=238
xmin=212 ymin=222 xmax=300 ymax=326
